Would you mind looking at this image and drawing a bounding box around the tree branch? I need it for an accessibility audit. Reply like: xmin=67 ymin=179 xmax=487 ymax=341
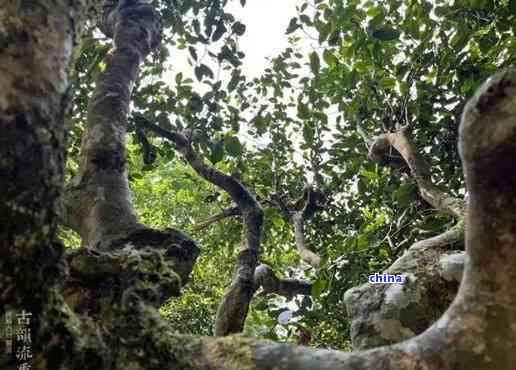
xmin=194 ymin=190 xmax=323 ymax=267
xmin=254 ymin=264 xmax=312 ymax=298
xmin=369 ymin=128 xmax=465 ymax=218
xmin=192 ymin=206 xmax=241 ymax=231
xmin=0 ymin=0 xmax=92 ymax=336
xmin=61 ymin=1 xmax=163 ymax=249
xmin=56 ymin=1 xmax=199 ymax=314
xmin=291 ymin=186 xmax=323 ymax=267
xmin=6 ymin=5 xmax=516 ymax=365
xmin=345 ymin=222 xmax=464 ymax=349
xmin=138 ymin=117 xmax=264 ymax=336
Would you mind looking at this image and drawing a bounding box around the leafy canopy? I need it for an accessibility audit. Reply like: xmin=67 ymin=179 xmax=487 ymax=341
xmin=64 ymin=0 xmax=516 ymax=349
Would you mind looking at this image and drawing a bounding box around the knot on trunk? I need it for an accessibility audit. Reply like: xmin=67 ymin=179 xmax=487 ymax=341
xmin=101 ymin=0 xmax=163 ymax=56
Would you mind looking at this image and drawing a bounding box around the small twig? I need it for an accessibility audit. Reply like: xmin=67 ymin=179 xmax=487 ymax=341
xmin=192 ymin=206 xmax=241 ymax=231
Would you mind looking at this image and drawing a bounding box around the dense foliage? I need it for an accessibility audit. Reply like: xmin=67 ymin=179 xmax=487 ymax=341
xmin=62 ymin=0 xmax=516 ymax=349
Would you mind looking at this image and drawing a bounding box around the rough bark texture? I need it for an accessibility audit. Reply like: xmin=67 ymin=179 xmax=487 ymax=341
xmin=110 ymin=68 xmax=516 ymax=370
xmin=254 ymin=264 xmax=312 ymax=297
xmin=3 ymin=0 xmax=516 ymax=368
xmin=347 ymin=120 xmax=469 ymax=350
xmin=113 ymin=68 xmax=516 ymax=369
xmin=60 ymin=0 xmax=199 ymax=320
xmin=291 ymin=187 xmax=323 ymax=267
xmin=2 ymin=2 xmax=199 ymax=368
xmin=0 ymin=0 xmax=77 ymax=264
xmin=195 ymin=186 xmax=323 ymax=269
xmin=344 ymin=223 xmax=464 ymax=349
xmin=269 ymin=185 xmax=324 ymax=267
xmin=0 ymin=1 xmax=104 ymax=368
xmin=141 ymin=120 xmax=315 ymax=335
xmin=62 ymin=0 xmax=163 ymax=249
xmin=369 ymin=128 xmax=466 ymax=218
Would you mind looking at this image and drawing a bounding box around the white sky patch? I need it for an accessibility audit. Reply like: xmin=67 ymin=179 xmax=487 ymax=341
xmin=226 ymin=0 xmax=303 ymax=78
xmin=163 ymin=0 xmax=303 ymax=86
xmin=160 ymin=1 xmax=309 ymax=153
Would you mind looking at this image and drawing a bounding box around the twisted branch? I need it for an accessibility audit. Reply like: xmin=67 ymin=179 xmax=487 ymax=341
xmin=369 ymin=128 xmax=466 ymax=218
xmin=138 ymin=117 xmax=263 ymax=336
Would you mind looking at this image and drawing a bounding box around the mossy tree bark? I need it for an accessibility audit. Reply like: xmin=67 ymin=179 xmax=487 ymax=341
xmin=0 ymin=0 xmax=94 ymax=367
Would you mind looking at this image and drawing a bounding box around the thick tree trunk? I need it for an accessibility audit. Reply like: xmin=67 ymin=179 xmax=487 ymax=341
xmin=62 ymin=0 xmax=162 ymax=249
xmin=0 ymin=1 xmax=94 ymax=368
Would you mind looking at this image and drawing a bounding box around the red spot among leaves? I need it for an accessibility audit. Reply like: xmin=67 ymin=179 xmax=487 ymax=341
xmin=297 ymin=328 xmax=312 ymax=346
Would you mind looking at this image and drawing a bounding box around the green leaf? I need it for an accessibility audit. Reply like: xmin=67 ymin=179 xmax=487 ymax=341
xmin=313 ymin=111 xmax=328 ymax=124
xmin=399 ymin=81 xmax=409 ymax=95
xmin=311 ymin=278 xmax=327 ymax=298
xmin=272 ymin=216 xmax=285 ymax=229
xmin=300 ymin=14 xmax=311 ymax=25
xmin=450 ymin=30 xmax=468 ymax=51
xmin=317 ymin=21 xmax=331 ymax=43
xmin=286 ymin=17 xmax=300 ymax=34
xmin=323 ymin=49 xmax=337 ymax=66
xmin=187 ymin=94 xmax=203 ymax=113
xmin=227 ymin=69 xmax=240 ymax=92
xmin=188 ymin=46 xmax=198 ymax=61
xmin=297 ymin=102 xmax=310 ymax=119
xmin=469 ymin=0 xmax=489 ymax=8
xmin=303 ymin=124 xmax=315 ymax=145
xmin=194 ymin=66 xmax=202 ymax=81
xmin=232 ymin=22 xmax=246 ymax=36
xmin=309 ymin=51 xmax=321 ymax=74
xmin=392 ymin=183 xmax=416 ymax=207
xmin=372 ymin=27 xmax=400 ymax=41
xmin=210 ymin=140 xmax=225 ymax=164
xmin=175 ymin=72 xmax=183 ymax=85
xmin=361 ymin=168 xmax=377 ymax=182
xmin=225 ymin=136 xmax=243 ymax=156
xmin=379 ymin=77 xmax=396 ymax=90
xmin=212 ymin=22 xmax=227 ymax=42
xmin=356 ymin=235 xmax=369 ymax=251
xmin=510 ymin=0 xmax=516 ymax=12
xmin=194 ymin=64 xmax=214 ymax=81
